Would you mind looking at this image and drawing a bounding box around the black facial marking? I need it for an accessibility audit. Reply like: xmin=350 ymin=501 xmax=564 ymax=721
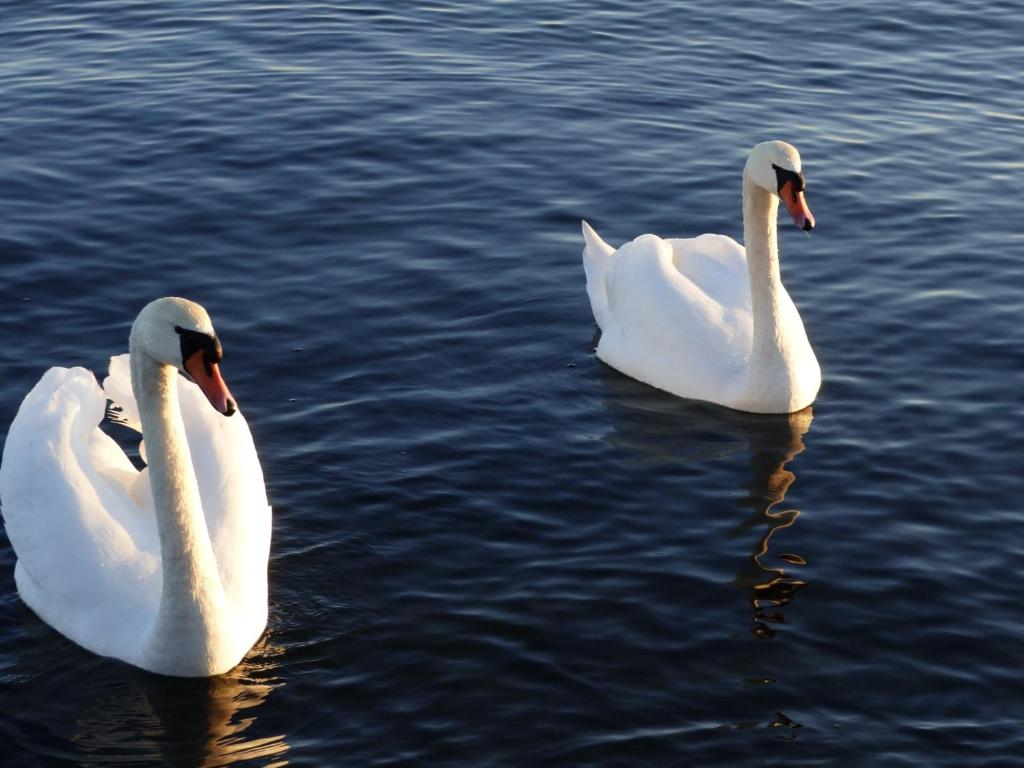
xmin=174 ymin=326 xmax=223 ymax=376
xmin=772 ymin=163 xmax=806 ymax=198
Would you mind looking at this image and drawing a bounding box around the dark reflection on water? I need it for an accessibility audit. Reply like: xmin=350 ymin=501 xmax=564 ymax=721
xmin=597 ymin=365 xmax=813 ymax=641
xmin=729 ymin=410 xmax=810 ymax=641
xmin=0 ymin=624 xmax=288 ymax=767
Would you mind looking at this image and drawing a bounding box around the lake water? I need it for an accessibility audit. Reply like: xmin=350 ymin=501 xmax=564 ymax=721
xmin=1 ymin=1 xmax=1022 ymax=765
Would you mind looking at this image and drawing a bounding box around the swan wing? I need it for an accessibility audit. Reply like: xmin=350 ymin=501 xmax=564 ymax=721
xmin=0 ymin=366 xmax=160 ymax=657
xmin=595 ymin=233 xmax=753 ymax=402
xmin=104 ymin=355 xmax=271 ymax=627
xmin=176 ymin=369 xmax=271 ymax=627
xmin=666 ymin=233 xmax=752 ymax=312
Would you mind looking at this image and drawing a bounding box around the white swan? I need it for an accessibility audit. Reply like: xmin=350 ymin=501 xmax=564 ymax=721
xmin=0 ymin=297 xmax=270 ymax=677
xmin=582 ymin=140 xmax=821 ymax=414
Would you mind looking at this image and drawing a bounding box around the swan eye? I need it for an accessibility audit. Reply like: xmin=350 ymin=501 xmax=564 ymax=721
xmin=772 ymin=163 xmax=805 ymax=198
xmin=174 ymin=326 xmax=223 ymax=375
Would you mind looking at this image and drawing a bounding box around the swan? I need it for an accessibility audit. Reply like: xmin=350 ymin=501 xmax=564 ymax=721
xmin=582 ymin=140 xmax=821 ymax=414
xmin=0 ymin=297 xmax=270 ymax=677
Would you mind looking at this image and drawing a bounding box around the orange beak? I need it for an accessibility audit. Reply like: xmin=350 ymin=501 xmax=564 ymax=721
xmin=184 ymin=349 xmax=236 ymax=416
xmin=779 ymin=180 xmax=815 ymax=232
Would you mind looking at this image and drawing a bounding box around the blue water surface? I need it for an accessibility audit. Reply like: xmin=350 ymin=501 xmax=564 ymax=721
xmin=1 ymin=1 xmax=1023 ymax=765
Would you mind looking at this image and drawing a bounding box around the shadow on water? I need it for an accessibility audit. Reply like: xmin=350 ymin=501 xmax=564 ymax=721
xmin=0 ymin=623 xmax=289 ymax=767
xmin=596 ymin=361 xmax=813 ymax=640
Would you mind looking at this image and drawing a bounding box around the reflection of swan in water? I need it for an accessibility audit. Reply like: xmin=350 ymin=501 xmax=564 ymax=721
xmin=596 ymin=363 xmax=813 ymax=638
xmin=727 ymin=407 xmax=812 ymax=639
xmin=595 ymin=355 xmax=752 ymax=465
xmin=69 ymin=633 xmax=289 ymax=766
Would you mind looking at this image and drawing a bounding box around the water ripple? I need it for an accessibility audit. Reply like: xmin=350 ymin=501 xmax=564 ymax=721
xmin=1 ymin=0 xmax=1023 ymax=765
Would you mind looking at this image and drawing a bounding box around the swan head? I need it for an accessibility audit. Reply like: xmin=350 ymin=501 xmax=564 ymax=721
xmin=131 ymin=297 xmax=237 ymax=417
xmin=745 ymin=140 xmax=815 ymax=232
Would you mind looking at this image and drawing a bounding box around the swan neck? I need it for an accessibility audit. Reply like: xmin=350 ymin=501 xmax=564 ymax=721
xmin=130 ymin=343 xmax=226 ymax=663
xmin=743 ymin=174 xmax=783 ymax=349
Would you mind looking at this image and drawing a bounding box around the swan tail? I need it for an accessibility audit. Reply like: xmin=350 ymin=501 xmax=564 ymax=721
xmin=582 ymin=220 xmax=616 ymax=331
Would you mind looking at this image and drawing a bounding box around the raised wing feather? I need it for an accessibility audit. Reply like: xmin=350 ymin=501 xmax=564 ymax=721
xmin=667 ymin=233 xmax=752 ymax=312
xmin=597 ymin=233 xmax=754 ymax=404
xmin=0 ymin=367 xmax=160 ymax=656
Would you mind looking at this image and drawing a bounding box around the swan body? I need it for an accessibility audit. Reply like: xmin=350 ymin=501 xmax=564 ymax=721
xmin=582 ymin=140 xmax=821 ymax=414
xmin=1 ymin=298 xmax=270 ymax=676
